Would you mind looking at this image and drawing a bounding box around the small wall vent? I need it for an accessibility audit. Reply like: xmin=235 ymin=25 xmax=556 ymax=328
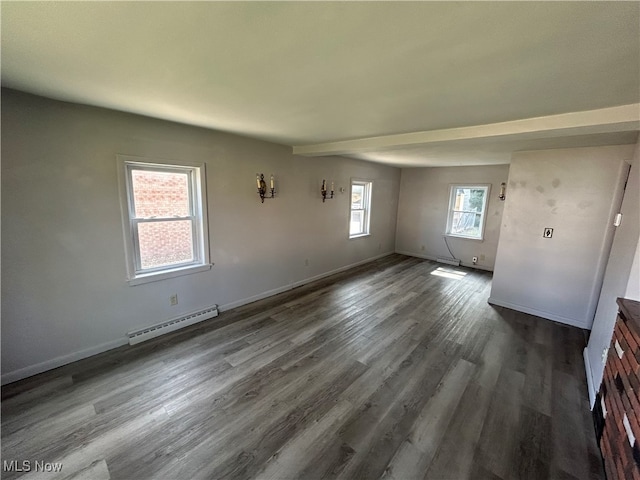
xmin=127 ymin=305 xmax=218 ymax=345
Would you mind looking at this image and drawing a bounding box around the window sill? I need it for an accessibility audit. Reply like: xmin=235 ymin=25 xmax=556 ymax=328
xmin=127 ymin=263 xmax=212 ymax=286
xmin=444 ymin=233 xmax=484 ymax=242
xmin=349 ymin=233 xmax=371 ymax=240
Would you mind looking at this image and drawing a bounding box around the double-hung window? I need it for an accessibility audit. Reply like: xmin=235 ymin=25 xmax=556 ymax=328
xmin=118 ymin=155 xmax=210 ymax=285
xmin=445 ymin=184 xmax=490 ymax=240
xmin=349 ymin=180 xmax=372 ymax=238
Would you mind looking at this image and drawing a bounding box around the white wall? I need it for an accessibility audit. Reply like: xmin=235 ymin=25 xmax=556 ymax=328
xmin=584 ymin=140 xmax=640 ymax=405
xmin=626 ymin=243 xmax=640 ymax=300
xmin=1 ymin=89 xmax=401 ymax=383
xmin=489 ymin=145 xmax=635 ymax=329
xmin=395 ymin=165 xmax=509 ymax=270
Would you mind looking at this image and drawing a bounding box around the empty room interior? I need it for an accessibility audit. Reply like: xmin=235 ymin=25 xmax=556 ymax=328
xmin=2 ymin=2 xmax=640 ymax=480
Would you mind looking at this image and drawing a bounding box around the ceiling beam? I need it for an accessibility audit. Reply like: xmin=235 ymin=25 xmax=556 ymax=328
xmin=292 ymin=104 xmax=640 ymax=157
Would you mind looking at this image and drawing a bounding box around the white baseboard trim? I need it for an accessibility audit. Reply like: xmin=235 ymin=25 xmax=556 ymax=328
xmin=395 ymin=250 xmax=494 ymax=272
xmin=289 ymin=251 xmax=395 ymax=289
xmin=3 ymin=252 xmax=395 ymax=386
xmin=395 ymin=250 xmax=438 ymax=262
xmin=487 ymin=297 xmax=591 ymax=330
xmin=584 ymin=347 xmax=596 ymax=409
xmin=1 ymin=337 xmax=128 ymax=386
xmin=459 ymin=262 xmax=493 ymax=272
xmin=218 ymin=284 xmax=295 ymax=312
xmin=219 ymin=251 xmax=395 ymax=312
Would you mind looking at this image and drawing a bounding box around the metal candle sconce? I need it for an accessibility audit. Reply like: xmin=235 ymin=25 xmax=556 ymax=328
xmin=256 ymin=173 xmax=275 ymax=203
xmin=321 ymin=179 xmax=334 ymax=202
xmin=499 ymin=182 xmax=506 ymax=201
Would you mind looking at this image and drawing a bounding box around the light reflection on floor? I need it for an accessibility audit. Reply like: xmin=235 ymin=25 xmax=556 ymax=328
xmin=430 ymin=266 xmax=468 ymax=280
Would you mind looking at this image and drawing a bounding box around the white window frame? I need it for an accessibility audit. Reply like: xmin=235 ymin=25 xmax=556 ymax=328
xmin=349 ymin=179 xmax=372 ymax=239
xmin=445 ymin=184 xmax=491 ymax=241
xmin=117 ymin=155 xmax=211 ymax=286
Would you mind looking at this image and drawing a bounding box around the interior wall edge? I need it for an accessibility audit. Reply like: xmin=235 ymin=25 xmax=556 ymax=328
xmin=487 ymin=297 xmax=592 ymax=330
xmin=583 ymin=347 xmax=596 ymax=408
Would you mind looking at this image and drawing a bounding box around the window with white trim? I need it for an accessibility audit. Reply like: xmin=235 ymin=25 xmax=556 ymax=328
xmin=446 ymin=185 xmax=490 ymax=240
xmin=349 ymin=180 xmax=372 ymax=238
xmin=118 ymin=156 xmax=210 ymax=285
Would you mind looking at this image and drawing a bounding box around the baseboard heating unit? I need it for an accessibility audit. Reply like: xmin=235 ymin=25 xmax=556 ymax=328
xmin=436 ymin=257 xmax=461 ymax=266
xmin=127 ymin=305 xmax=219 ymax=345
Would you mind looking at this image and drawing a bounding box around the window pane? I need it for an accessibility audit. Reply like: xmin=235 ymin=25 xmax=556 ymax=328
xmin=138 ymin=220 xmax=194 ymax=269
xmin=454 ymin=187 xmax=485 ymax=213
xmin=351 ymin=185 xmax=365 ymax=209
xmin=350 ymin=210 xmax=364 ymax=235
xmin=131 ymin=170 xmax=190 ymax=218
xmin=451 ymin=212 xmax=481 ymax=237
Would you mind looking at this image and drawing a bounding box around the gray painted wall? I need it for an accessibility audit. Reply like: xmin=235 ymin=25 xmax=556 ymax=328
xmin=4 ymin=87 xmax=639 ymax=396
xmin=489 ymin=145 xmax=635 ymax=329
xmin=584 ymin=140 xmax=640 ymax=404
xmin=395 ymin=165 xmax=509 ymax=270
xmin=1 ymin=89 xmax=401 ymax=383
xmin=627 ymin=242 xmax=640 ymax=299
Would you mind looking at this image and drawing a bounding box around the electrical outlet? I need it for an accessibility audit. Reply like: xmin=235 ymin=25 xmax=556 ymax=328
xmin=170 ymin=294 xmax=178 ymax=306
xmin=472 ymin=256 xmax=478 ymax=264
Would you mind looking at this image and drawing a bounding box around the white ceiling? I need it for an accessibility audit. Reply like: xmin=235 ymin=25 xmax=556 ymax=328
xmin=2 ymin=2 xmax=639 ymax=167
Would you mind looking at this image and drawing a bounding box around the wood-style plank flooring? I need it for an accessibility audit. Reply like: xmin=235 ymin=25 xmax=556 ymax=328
xmin=1 ymin=254 xmax=603 ymax=480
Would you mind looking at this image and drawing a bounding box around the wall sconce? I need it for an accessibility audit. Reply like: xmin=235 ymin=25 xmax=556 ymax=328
xmin=499 ymin=182 xmax=506 ymax=201
xmin=256 ymin=173 xmax=275 ymax=203
xmin=321 ymin=179 xmax=334 ymax=202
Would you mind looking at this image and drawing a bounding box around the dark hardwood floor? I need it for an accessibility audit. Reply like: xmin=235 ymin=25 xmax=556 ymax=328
xmin=1 ymin=254 xmax=603 ymax=480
